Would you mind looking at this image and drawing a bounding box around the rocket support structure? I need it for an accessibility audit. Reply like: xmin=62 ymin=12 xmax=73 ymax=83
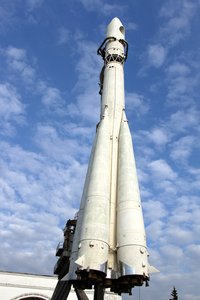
xmin=52 ymin=17 xmax=157 ymax=299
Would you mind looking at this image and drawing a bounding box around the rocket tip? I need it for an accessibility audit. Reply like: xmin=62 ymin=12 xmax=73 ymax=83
xmin=110 ymin=17 xmax=123 ymax=25
xmin=106 ymin=17 xmax=125 ymax=39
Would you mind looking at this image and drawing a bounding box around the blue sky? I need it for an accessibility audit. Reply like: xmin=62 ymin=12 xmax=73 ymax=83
xmin=0 ymin=0 xmax=200 ymax=299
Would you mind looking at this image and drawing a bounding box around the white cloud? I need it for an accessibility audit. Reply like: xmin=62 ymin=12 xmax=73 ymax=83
xmin=137 ymin=168 xmax=150 ymax=185
xmin=126 ymin=22 xmax=138 ymax=31
xmin=42 ymin=87 xmax=62 ymax=106
xmin=166 ymin=76 xmax=197 ymax=105
xmin=132 ymin=127 xmax=170 ymax=166
xmin=146 ymin=220 xmax=165 ymax=241
xmin=34 ymin=124 xmax=91 ymax=164
xmin=38 ymin=82 xmax=65 ymax=113
xmin=126 ymin=92 xmax=149 ymax=116
xmin=0 ymin=2 xmax=19 ymax=33
xmin=63 ymin=122 xmax=94 ymax=140
xmin=101 ymin=3 xmax=126 ymax=16
xmin=57 ymin=27 xmax=70 ymax=45
xmin=170 ymin=135 xmax=196 ymax=162
xmin=5 ymin=46 xmax=36 ymax=84
xmin=66 ymin=40 xmax=102 ymax=123
xmin=168 ymin=195 xmax=200 ymax=226
xmin=26 ymin=0 xmax=44 ymax=11
xmin=0 ymin=83 xmax=24 ymax=118
xmin=149 ymin=128 xmax=169 ymax=146
xmin=166 ymin=226 xmax=194 ymax=245
xmin=75 ymin=41 xmax=101 ymax=86
xmin=159 ymin=179 xmax=178 ymax=195
xmin=143 ymin=200 xmax=167 ymax=223
xmin=187 ymin=244 xmax=200 ymax=259
xmin=77 ymin=0 xmax=126 ymax=15
xmin=159 ymin=0 xmax=182 ymax=18
xmin=147 ymin=44 xmax=167 ymax=68
xmin=165 ymin=58 xmax=199 ymax=107
xmin=159 ymin=0 xmax=199 ymax=44
xmin=0 ymin=83 xmax=25 ymax=135
xmin=0 ymin=211 xmax=59 ymax=273
xmin=6 ymin=46 xmax=26 ymax=61
xmin=148 ymin=159 xmax=177 ymax=180
xmin=160 ymin=244 xmax=183 ymax=259
xmin=4 ymin=46 xmax=66 ymax=113
xmin=167 ymin=62 xmax=190 ymax=76
xmin=0 ymin=139 xmax=88 ymax=273
xmin=78 ymin=0 xmax=101 ymax=10
xmin=169 ymin=108 xmax=199 ymax=133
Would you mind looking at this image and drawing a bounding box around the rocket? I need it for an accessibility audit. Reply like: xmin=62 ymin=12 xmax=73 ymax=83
xmin=53 ymin=17 xmax=157 ymax=297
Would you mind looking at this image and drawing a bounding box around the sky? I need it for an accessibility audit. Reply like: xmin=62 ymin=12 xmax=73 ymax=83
xmin=0 ymin=0 xmax=200 ymax=299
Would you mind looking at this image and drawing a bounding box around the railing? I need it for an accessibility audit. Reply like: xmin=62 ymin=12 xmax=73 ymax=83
xmin=55 ymin=242 xmax=63 ymax=256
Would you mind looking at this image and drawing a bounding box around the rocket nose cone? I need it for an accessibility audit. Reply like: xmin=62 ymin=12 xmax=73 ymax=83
xmin=106 ymin=17 xmax=125 ymax=40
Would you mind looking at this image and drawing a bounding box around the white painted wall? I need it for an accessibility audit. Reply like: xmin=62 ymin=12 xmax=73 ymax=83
xmin=0 ymin=271 xmax=57 ymax=300
xmin=0 ymin=271 xmax=121 ymax=300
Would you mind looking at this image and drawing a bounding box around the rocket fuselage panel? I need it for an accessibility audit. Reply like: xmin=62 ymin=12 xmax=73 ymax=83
xmin=63 ymin=17 xmax=155 ymax=293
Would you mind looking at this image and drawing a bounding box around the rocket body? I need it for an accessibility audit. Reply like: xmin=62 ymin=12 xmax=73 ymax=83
xmin=66 ymin=18 xmax=153 ymax=293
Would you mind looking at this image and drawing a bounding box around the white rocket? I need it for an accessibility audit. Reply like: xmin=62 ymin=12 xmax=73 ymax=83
xmin=61 ymin=17 xmax=156 ymax=295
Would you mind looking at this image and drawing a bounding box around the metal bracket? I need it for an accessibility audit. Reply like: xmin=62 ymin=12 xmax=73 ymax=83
xmin=97 ymin=37 xmax=116 ymax=59
xmin=97 ymin=37 xmax=128 ymax=61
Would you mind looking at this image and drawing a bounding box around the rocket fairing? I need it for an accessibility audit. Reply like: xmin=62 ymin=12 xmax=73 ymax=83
xmin=59 ymin=17 xmax=156 ymax=294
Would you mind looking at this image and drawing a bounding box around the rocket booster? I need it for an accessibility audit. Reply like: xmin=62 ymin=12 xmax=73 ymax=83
xmin=66 ymin=17 xmax=155 ymax=293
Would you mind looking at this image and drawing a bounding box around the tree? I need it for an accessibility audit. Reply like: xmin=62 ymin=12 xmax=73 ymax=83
xmin=170 ymin=286 xmax=178 ymax=300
